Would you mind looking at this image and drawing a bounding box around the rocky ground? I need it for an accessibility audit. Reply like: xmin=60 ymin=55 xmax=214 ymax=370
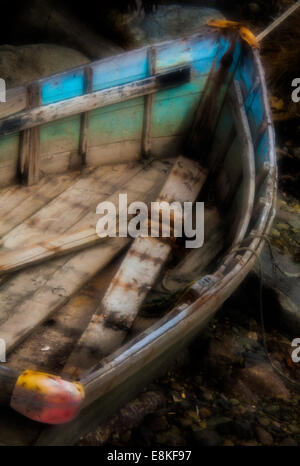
xmin=0 ymin=0 xmax=299 ymax=447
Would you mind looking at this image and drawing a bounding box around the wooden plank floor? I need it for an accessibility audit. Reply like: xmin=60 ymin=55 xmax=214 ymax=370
xmin=0 ymin=158 xmax=172 ymax=353
xmin=0 ymin=171 xmax=81 ymax=238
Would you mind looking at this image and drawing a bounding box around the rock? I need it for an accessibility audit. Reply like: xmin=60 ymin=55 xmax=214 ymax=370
xmin=271 ymin=420 xmax=281 ymax=432
xmin=0 ymin=44 xmax=89 ymax=88
xmin=206 ymin=334 xmax=244 ymax=379
xmin=238 ymin=440 xmax=259 ymax=446
xmin=198 ymin=407 xmax=212 ymax=419
xmin=192 ymin=429 xmax=222 ymax=446
xmin=232 ymin=420 xmax=254 ymax=440
xmin=13 ymin=1 xmax=122 ymax=60
xmin=230 ymin=379 xmax=259 ymax=404
xmin=186 ymin=410 xmax=200 ymax=423
xmin=257 ymin=416 xmax=271 ymax=428
xmin=255 ymin=426 xmax=273 ymax=446
xmin=110 ymin=5 xmax=224 ymax=48
xmin=223 ymin=439 xmax=235 ymax=446
xmin=206 ymin=416 xmax=232 ymax=435
xmin=139 ymin=426 xmax=154 ymax=446
xmin=280 ymin=436 xmax=298 ymax=446
xmin=234 ymin=362 xmax=291 ymax=402
xmin=149 ymin=415 xmax=169 ymax=432
xmin=155 ymin=426 xmax=185 ymax=446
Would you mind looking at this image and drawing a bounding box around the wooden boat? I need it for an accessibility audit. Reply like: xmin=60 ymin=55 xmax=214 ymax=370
xmin=0 ymin=25 xmax=276 ymax=445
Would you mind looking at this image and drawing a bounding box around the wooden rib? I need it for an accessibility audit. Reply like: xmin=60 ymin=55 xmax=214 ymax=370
xmin=0 ymin=66 xmax=190 ymax=137
xmin=19 ymin=83 xmax=40 ymax=185
xmin=63 ymin=156 xmax=208 ymax=377
xmin=79 ymin=67 xmax=93 ymax=166
xmin=0 ymin=159 xmax=170 ymax=353
xmin=142 ymin=47 xmax=156 ymax=157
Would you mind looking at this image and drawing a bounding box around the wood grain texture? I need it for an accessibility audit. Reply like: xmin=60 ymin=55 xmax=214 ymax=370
xmin=0 ymin=171 xmax=81 ymax=238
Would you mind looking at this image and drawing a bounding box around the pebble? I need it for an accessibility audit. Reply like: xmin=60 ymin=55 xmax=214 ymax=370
xmin=193 ymin=429 xmax=222 ymax=446
xmin=232 ymin=420 xmax=254 ymax=440
xmin=223 ymin=439 xmax=235 ymax=446
xmin=256 ymin=426 xmax=273 ymax=446
xmin=149 ymin=415 xmax=169 ymax=432
xmin=280 ymin=437 xmax=298 ymax=446
xmin=198 ymin=407 xmax=212 ymax=419
xmin=155 ymin=426 xmax=185 ymax=446
xmin=257 ymin=416 xmax=271 ymax=428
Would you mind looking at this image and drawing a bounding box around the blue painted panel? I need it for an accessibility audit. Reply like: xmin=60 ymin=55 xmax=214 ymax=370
xmin=156 ymin=41 xmax=191 ymax=70
xmin=256 ymin=131 xmax=269 ymax=166
xmin=250 ymin=88 xmax=264 ymax=127
xmin=41 ymin=69 xmax=85 ymax=105
xmin=239 ymin=53 xmax=255 ymax=93
xmin=190 ymin=36 xmax=219 ymax=74
xmin=92 ymin=49 xmax=148 ymax=91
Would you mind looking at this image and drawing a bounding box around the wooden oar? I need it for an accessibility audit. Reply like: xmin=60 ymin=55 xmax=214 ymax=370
xmin=256 ymin=1 xmax=300 ymax=42
xmin=63 ymin=156 xmax=208 ymax=377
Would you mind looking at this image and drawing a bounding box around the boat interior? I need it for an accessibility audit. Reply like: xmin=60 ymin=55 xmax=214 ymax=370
xmin=0 ymin=30 xmax=276 ymax=443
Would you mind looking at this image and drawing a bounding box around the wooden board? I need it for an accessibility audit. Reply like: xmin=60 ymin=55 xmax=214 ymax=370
xmin=7 ymin=257 xmax=122 ymax=373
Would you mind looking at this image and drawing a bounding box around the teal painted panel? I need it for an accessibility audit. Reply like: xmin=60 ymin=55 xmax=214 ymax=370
xmin=210 ymin=102 xmax=234 ymax=159
xmin=40 ymin=116 xmax=81 ymax=154
xmin=41 ymin=70 xmax=85 ymax=105
xmin=89 ymin=97 xmax=144 ymax=146
xmin=0 ymin=134 xmax=19 ymax=164
xmin=152 ymin=91 xmax=199 ymax=138
xmin=89 ymin=75 xmax=208 ymax=145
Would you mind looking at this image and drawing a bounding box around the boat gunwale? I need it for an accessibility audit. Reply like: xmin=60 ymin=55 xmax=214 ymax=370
xmin=0 ymin=29 xmax=218 ymax=122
